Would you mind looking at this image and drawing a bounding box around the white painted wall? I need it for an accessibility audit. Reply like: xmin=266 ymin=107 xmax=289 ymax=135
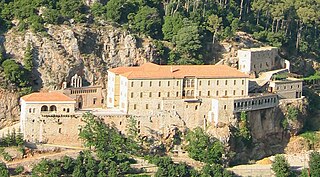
xmin=238 ymin=50 xmax=252 ymax=74
xmin=119 ymin=76 xmax=128 ymax=113
xmin=107 ymin=71 xmax=115 ymax=108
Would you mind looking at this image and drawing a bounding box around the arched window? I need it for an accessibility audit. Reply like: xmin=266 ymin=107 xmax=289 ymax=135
xmin=49 ymin=105 xmax=57 ymax=111
xmin=41 ymin=105 xmax=48 ymax=112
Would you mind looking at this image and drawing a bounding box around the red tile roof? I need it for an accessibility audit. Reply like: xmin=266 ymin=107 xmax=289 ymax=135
xmin=109 ymin=63 xmax=249 ymax=79
xmin=21 ymin=92 xmax=75 ymax=102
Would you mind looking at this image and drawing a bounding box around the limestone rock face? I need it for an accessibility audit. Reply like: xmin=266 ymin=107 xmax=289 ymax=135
xmin=0 ymin=88 xmax=20 ymax=126
xmin=3 ymin=24 xmax=156 ymax=90
xmin=1 ymin=24 xmax=156 ymax=121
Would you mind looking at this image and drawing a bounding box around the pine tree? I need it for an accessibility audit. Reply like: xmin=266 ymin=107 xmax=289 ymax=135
xmin=23 ymin=43 xmax=33 ymax=72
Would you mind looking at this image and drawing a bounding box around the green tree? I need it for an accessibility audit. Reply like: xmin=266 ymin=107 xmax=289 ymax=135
xmin=0 ymin=162 xmax=9 ymax=177
xmin=206 ymin=14 xmax=222 ymax=45
xmin=32 ymin=159 xmax=51 ymax=177
xmin=162 ymin=14 xmax=184 ymax=41
xmin=186 ymin=127 xmax=224 ymax=165
xmin=201 ymin=164 xmax=232 ymax=177
xmin=132 ymin=6 xmax=162 ymax=38
xmin=271 ymin=155 xmax=292 ymax=177
xmin=106 ymin=0 xmax=127 ymax=23
xmin=309 ymin=151 xmax=320 ymax=177
xmin=2 ymin=59 xmax=29 ymax=87
xmin=23 ymin=43 xmax=33 ymax=71
xmin=173 ymin=25 xmax=203 ymax=64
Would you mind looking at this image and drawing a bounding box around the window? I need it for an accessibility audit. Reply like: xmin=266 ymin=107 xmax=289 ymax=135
xmin=225 ymin=80 xmax=228 ymax=85
xmin=93 ymin=98 xmax=97 ymax=105
xmin=150 ymin=81 xmax=152 ymax=87
xmin=242 ymin=80 xmax=244 ymax=85
xmin=177 ymin=81 xmax=179 ymax=86
xmin=199 ymin=91 xmax=201 ymax=96
xmin=254 ymin=64 xmax=256 ymax=68
xmin=199 ymin=81 xmax=202 ymax=86
xmin=29 ymin=108 xmax=32 ymax=113
xmin=41 ymin=105 xmax=48 ymax=112
xmin=233 ymin=90 xmax=236 ymax=95
xmin=216 ymin=91 xmax=219 ymax=96
xmin=224 ymin=105 xmax=227 ymax=110
xmin=140 ymin=81 xmax=143 ymax=87
xmin=168 ymin=81 xmax=170 ymax=86
xmin=58 ymin=128 xmax=62 ymax=134
xmin=234 ymin=80 xmax=236 ymax=85
xmin=208 ymin=91 xmax=210 ymax=96
xmin=217 ymin=80 xmax=219 ymax=85
xmin=167 ymin=92 xmax=170 ymax=97
xmin=131 ymin=82 xmax=134 ymax=87
xmin=291 ymin=85 xmax=293 ymax=89
xmin=101 ymin=99 xmax=104 ymax=104
xmin=284 ymin=86 xmax=287 ymax=90
xmin=195 ymin=105 xmax=198 ymax=110
xmin=134 ymin=104 xmax=137 ymax=110
xmin=63 ymin=108 xmax=66 ymax=111
xmin=158 ymin=92 xmax=161 ymax=97
xmin=159 ymin=81 xmax=161 ymax=86
xmin=49 ymin=105 xmax=57 ymax=111
xmin=67 ymin=108 xmax=70 ymax=113
xmin=157 ymin=104 xmax=161 ymax=109
xmin=33 ymin=108 xmax=35 ymax=113
xmin=208 ymin=80 xmax=211 ymax=86
xmin=225 ymin=90 xmax=227 ymax=96
xmin=140 ymin=92 xmax=143 ymax=98
xmin=241 ymin=90 xmax=244 ymax=95
xmin=146 ymin=104 xmax=149 ymax=109
xmin=149 ymin=92 xmax=152 ymax=97
xmin=131 ymin=92 xmax=134 ymax=98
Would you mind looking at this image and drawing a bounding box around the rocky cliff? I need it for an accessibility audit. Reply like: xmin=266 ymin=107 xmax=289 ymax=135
xmin=0 ymin=23 xmax=157 ymax=122
xmin=229 ymin=98 xmax=308 ymax=164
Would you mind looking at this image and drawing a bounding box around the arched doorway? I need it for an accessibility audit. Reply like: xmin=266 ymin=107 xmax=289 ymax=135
xmin=49 ymin=105 xmax=57 ymax=111
xmin=41 ymin=105 xmax=48 ymax=112
xmin=77 ymin=95 xmax=83 ymax=110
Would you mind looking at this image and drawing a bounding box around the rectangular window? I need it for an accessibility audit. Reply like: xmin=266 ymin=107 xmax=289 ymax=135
xmin=208 ymin=80 xmax=211 ymax=86
xmin=131 ymin=82 xmax=134 ymax=87
xmin=241 ymin=90 xmax=244 ymax=95
xmin=149 ymin=92 xmax=152 ymax=97
xmin=93 ymin=98 xmax=97 ymax=104
xmin=158 ymin=92 xmax=161 ymax=97
xmin=167 ymin=92 xmax=170 ymax=97
xmin=208 ymin=91 xmax=210 ymax=96
xmin=176 ymin=92 xmax=179 ymax=97
xmin=159 ymin=81 xmax=161 ymax=86
xmin=157 ymin=104 xmax=160 ymax=109
xmin=146 ymin=104 xmax=149 ymax=109
xmin=141 ymin=81 xmax=143 ymax=87
xmin=224 ymin=105 xmax=227 ymax=110
xmin=199 ymin=91 xmax=201 ymax=96
xmin=134 ymin=104 xmax=137 ymax=110
xmin=168 ymin=81 xmax=170 ymax=86
xmin=234 ymin=80 xmax=236 ymax=85
xmin=140 ymin=92 xmax=143 ymax=98
xmin=217 ymin=80 xmax=219 ymax=85
xmin=199 ymin=81 xmax=202 ymax=86
xmin=131 ymin=92 xmax=133 ymax=98
xmin=225 ymin=80 xmax=228 ymax=85
xmin=225 ymin=90 xmax=227 ymax=96
xmin=150 ymin=81 xmax=152 ymax=87
xmin=242 ymin=80 xmax=244 ymax=85
xmin=233 ymin=90 xmax=236 ymax=95
xmin=58 ymin=128 xmax=62 ymax=134
xmin=216 ymin=91 xmax=219 ymax=96
xmin=177 ymin=81 xmax=179 ymax=86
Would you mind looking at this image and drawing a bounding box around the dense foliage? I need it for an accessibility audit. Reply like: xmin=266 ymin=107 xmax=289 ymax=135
xmin=186 ymin=127 xmax=225 ymax=165
xmin=1 ymin=0 xmax=320 ymax=64
xmin=309 ymin=151 xmax=320 ymax=177
xmin=271 ymin=155 xmax=292 ymax=177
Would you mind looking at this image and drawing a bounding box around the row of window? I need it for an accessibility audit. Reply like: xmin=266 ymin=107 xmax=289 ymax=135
xmin=133 ymin=104 xmax=161 ymax=110
xmin=71 ymin=89 xmax=97 ymax=95
xmin=276 ymin=84 xmax=300 ymax=90
xmin=130 ymin=79 xmax=246 ymax=87
xmin=130 ymin=89 xmax=245 ymax=98
xmin=234 ymin=97 xmax=277 ymax=109
xmin=28 ymin=105 xmax=70 ymax=113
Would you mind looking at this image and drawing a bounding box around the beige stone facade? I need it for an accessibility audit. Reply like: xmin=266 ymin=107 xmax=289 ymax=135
xmin=238 ymin=47 xmax=278 ymax=75
xmin=269 ymin=78 xmax=303 ymax=99
xmin=63 ymin=86 xmax=106 ymax=110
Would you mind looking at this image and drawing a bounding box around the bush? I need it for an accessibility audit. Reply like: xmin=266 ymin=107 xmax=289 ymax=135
xmin=271 ymin=155 xmax=292 ymax=177
xmin=14 ymin=166 xmax=24 ymax=174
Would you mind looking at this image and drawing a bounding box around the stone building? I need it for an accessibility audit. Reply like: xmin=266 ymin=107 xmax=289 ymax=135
xmin=238 ymin=47 xmax=278 ymax=75
xmin=107 ymin=63 xmax=253 ymax=127
xmin=20 ymin=92 xmax=82 ymax=146
xmin=268 ymin=78 xmax=303 ymax=99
